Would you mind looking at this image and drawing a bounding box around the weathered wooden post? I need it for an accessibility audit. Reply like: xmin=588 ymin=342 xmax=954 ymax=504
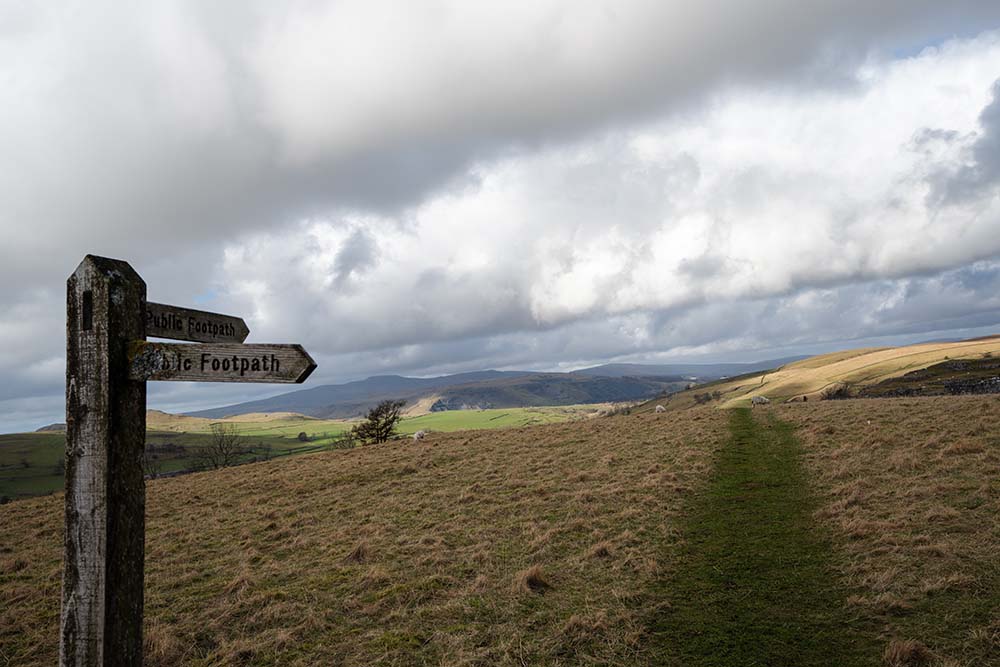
xmin=62 ymin=255 xmax=147 ymax=666
xmin=61 ymin=254 xmax=315 ymax=666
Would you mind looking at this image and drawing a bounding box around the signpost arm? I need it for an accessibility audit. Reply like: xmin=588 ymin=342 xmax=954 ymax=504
xmin=62 ymin=255 xmax=146 ymax=667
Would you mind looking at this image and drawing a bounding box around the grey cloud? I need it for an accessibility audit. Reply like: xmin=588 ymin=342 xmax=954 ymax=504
xmin=332 ymin=228 xmax=377 ymax=289
xmin=3 ymin=4 xmax=1000 ymax=431
xmin=928 ymin=79 xmax=1000 ymax=205
xmin=953 ymin=80 xmax=1000 ymax=201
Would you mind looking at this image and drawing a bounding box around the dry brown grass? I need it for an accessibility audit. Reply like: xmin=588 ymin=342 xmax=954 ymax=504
xmin=883 ymin=639 xmax=935 ymax=667
xmin=778 ymin=395 xmax=1000 ymax=666
xmin=0 ymin=409 xmax=724 ymax=666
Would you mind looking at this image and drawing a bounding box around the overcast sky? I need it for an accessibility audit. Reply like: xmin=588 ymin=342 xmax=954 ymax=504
xmin=2 ymin=1 xmax=1000 ymax=431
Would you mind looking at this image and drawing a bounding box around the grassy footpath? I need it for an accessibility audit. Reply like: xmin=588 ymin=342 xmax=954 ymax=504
xmin=648 ymin=408 xmax=878 ymax=666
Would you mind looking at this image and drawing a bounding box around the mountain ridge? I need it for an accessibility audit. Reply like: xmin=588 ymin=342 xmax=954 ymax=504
xmin=185 ymin=359 xmax=802 ymax=419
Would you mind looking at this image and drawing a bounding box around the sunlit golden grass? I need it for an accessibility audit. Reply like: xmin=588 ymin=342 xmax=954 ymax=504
xmin=778 ymin=395 xmax=1000 ymax=666
xmin=0 ymin=409 xmax=724 ymax=666
xmin=655 ymin=338 xmax=1000 ymax=410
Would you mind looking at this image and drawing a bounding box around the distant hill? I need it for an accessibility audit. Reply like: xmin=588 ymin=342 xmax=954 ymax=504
xmin=187 ymin=367 xmax=695 ymax=419
xmin=186 ymin=356 xmax=818 ymax=420
xmin=187 ymin=370 xmax=535 ymax=419
xmin=638 ymin=337 xmax=1000 ymax=411
xmin=421 ymin=373 xmax=686 ymax=412
xmin=34 ymin=423 xmax=66 ymax=433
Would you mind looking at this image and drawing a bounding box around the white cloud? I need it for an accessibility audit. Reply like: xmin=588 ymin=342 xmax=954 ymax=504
xmin=215 ymin=33 xmax=1000 ymax=362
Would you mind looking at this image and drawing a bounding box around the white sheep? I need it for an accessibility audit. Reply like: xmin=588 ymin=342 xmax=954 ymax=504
xmin=654 ymin=405 xmax=666 ymax=413
xmin=412 ymin=430 xmax=427 ymax=442
xmin=750 ymin=396 xmax=770 ymax=407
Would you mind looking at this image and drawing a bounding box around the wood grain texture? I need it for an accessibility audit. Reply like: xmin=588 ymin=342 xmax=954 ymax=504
xmin=62 ymin=255 xmax=146 ymax=667
xmin=129 ymin=341 xmax=316 ymax=384
xmin=146 ymin=302 xmax=249 ymax=343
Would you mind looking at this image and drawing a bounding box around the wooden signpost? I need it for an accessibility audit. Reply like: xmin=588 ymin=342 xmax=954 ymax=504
xmin=61 ymin=255 xmax=316 ymax=667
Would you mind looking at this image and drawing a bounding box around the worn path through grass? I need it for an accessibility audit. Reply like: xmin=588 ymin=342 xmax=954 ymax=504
xmin=648 ymin=408 xmax=878 ymax=666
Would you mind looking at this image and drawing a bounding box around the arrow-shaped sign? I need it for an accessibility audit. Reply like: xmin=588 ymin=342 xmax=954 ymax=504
xmin=146 ymin=302 xmax=250 ymax=343
xmin=129 ymin=342 xmax=316 ymax=384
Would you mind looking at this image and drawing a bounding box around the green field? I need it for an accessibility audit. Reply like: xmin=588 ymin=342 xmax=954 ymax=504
xmin=398 ymin=405 xmax=600 ymax=433
xmin=0 ymin=432 xmax=64 ymax=499
xmin=0 ymin=430 xmax=325 ymax=501
xmin=1 ymin=406 xmax=603 ymax=501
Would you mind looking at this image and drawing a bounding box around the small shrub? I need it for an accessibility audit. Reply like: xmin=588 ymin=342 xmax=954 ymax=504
xmin=352 ymin=399 xmax=406 ymax=444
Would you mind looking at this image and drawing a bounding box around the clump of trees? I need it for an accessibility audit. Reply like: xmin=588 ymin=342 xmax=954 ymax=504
xmin=352 ymin=399 xmax=405 ymax=444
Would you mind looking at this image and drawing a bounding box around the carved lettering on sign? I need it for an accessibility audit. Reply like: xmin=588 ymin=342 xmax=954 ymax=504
xmin=145 ymin=302 xmax=249 ymax=344
xmin=129 ymin=342 xmax=315 ymax=384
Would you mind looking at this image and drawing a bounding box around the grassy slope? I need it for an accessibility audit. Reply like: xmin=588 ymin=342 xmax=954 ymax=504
xmin=0 ymin=410 xmax=724 ymax=666
xmin=3 ymin=397 xmax=997 ymax=665
xmin=781 ymin=396 xmax=1000 ymax=665
xmin=649 ymin=337 xmax=1000 ymax=411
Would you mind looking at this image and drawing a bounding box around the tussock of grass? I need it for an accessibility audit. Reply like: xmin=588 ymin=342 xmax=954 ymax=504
xmin=0 ymin=409 xmax=723 ymax=666
xmin=513 ymin=564 xmax=550 ymax=594
xmin=344 ymin=540 xmax=371 ymax=563
xmin=780 ymin=395 xmax=1000 ymax=666
xmin=585 ymin=540 xmax=614 ymax=560
xmin=883 ymin=638 xmax=934 ymax=667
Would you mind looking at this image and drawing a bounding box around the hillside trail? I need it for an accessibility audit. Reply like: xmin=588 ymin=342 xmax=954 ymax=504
xmin=646 ymin=408 xmax=879 ymax=666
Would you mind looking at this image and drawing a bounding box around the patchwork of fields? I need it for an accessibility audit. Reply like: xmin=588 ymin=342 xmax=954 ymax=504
xmin=1 ymin=405 xmax=608 ymax=500
xmin=1 ymin=395 xmax=998 ymax=665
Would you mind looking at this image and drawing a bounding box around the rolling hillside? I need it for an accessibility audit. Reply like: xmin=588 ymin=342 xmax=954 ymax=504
xmin=4 ymin=396 xmax=998 ymax=665
xmin=646 ymin=336 xmax=1000 ymax=411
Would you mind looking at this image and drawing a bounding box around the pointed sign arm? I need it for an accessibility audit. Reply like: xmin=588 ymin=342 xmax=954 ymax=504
xmin=146 ymin=302 xmax=250 ymax=343
xmin=129 ymin=342 xmax=316 ymax=384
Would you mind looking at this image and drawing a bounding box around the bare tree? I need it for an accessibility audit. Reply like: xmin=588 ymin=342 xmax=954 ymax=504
xmin=352 ymin=399 xmax=405 ymax=444
xmin=194 ymin=422 xmax=248 ymax=470
xmin=142 ymin=450 xmax=163 ymax=479
xmin=258 ymin=442 xmax=273 ymax=461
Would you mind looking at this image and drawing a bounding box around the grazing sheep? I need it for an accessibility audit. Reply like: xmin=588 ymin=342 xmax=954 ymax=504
xmin=750 ymin=396 xmax=770 ymax=407
xmin=412 ymin=430 xmax=427 ymax=442
xmin=654 ymin=405 xmax=666 ymax=413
